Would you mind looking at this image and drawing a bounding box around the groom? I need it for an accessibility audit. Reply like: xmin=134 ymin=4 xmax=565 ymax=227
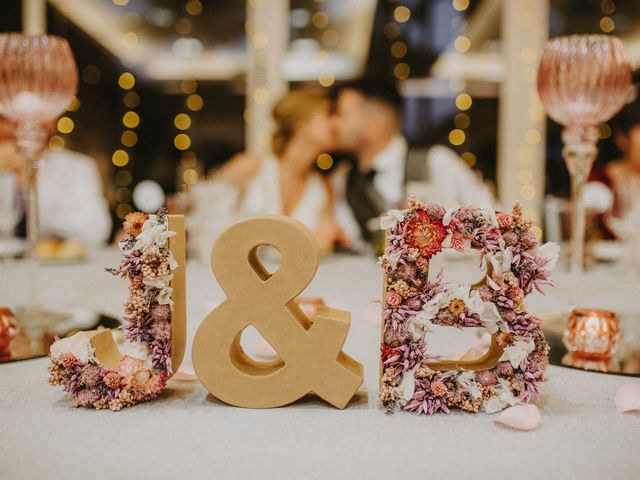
xmin=331 ymin=78 xmax=407 ymax=244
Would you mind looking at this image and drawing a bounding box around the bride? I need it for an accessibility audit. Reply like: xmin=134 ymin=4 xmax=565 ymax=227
xmin=189 ymin=89 xmax=345 ymax=260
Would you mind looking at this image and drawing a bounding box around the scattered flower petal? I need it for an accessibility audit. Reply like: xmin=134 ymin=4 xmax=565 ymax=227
xmin=494 ymin=404 xmax=542 ymax=430
xmin=614 ymin=383 xmax=640 ymax=413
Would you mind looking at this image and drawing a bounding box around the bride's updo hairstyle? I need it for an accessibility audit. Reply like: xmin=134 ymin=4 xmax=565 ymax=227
xmin=271 ymin=89 xmax=328 ymax=157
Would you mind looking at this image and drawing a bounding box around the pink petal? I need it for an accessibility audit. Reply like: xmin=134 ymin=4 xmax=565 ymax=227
xmin=494 ymin=404 xmax=542 ymax=431
xmin=614 ymin=383 xmax=640 ymax=413
xmin=171 ymin=364 xmax=198 ymax=382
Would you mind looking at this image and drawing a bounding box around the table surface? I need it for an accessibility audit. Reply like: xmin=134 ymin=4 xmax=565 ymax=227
xmin=1 ymin=250 xmax=639 ymax=480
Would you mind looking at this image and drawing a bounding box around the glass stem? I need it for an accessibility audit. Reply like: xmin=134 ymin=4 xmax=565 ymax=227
xmin=15 ymin=123 xmax=47 ymax=307
xmin=561 ymin=126 xmax=599 ymax=275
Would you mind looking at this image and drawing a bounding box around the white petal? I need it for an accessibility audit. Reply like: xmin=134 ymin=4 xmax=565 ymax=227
xmin=535 ymin=242 xmax=560 ymax=270
xmin=385 ymin=250 xmax=402 ymax=269
xmin=380 ymin=209 xmax=405 ymax=229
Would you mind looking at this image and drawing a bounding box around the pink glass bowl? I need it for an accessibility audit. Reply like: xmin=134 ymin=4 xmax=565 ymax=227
xmin=537 ymin=34 xmax=631 ymax=128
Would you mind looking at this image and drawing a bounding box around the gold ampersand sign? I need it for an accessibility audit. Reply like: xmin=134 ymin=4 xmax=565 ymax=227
xmin=192 ymin=216 xmax=364 ymax=409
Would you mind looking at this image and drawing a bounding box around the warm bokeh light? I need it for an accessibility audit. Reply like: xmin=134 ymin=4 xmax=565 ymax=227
xmin=391 ymin=41 xmax=407 ymax=59
xmin=322 ymin=30 xmax=340 ymax=47
xmin=598 ymin=123 xmax=612 ymax=139
xmin=113 ymin=0 xmax=129 ymax=5
xmin=600 ymin=0 xmax=616 ymax=15
xmin=115 ymin=170 xmax=133 ymax=186
xmin=319 ymin=71 xmax=335 ymax=87
xmin=183 ymin=168 xmax=199 ymax=185
xmin=185 ymin=0 xmax=203 ymax=16
xmin=394 ymin=63 xmax=410 ymax=80
xmin=394 ymin=6 xmax=411 ymax=23
xmin=181 ymin=151 xmax=198 ymax=168
xmin=186 ymin=94 xmax=204 ymax=111
xmin=121 ymin=130 xmax=138 ymax=147
xmin=174 ymin=133 xmax=191 ymax=150
xmin=66 ymin=96 xmax=80 ymax=112
xmin=57 ymin=117 xmax=74 ymax=134
xmin=452 ymin=0 xmax=470 ymax=11
xmin=81 ymin=64 xmax=101 ymax=84
xmin=48 ymin=135 xmax=65 ymax=152
xmin=454 ymin=113 xmax=470 ymax=129
xmin=180 ymin=79 xmax=197 ymax=94
xmin=455 ymin=93 xmax=472 ymax=110
xmin=461 ymin=152 xmax=476 ymax=167
xmin=122 ymin=32 xmax=138 ymax=48
xmin=115 ymin=187 xmax=131 ymax=203
xmin=454 ymin=35 xmax=471 ymax=53
xmin=599 ymin=16 xmax=615 ymax=33
xmin=122 ymin=111 xmax=140 ymax=128
xmin=316 ymin=153 xmax=333 ymax=170
xmin=449 ymin=129 xmax=466 ymax=146
xmin=112 ymin=150 xmax=130 ymax=167
xmin=123 ymin=91 xmax=140 ymax=108
xmin=174 ymin=113 xmax=192 ymax=130
xmin=118 ymin=72 xmax=135 ymax=90
xmin=116 ymin=203 xmax=132 ymax=219
xmin=175 ymin=18 xmax=192 ymax=35
xmin=312 ymin=12 xmax=329 ymax=29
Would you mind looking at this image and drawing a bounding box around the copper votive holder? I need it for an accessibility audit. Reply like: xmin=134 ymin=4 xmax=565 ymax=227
xmin=563 ymin=308 xmax=620 ymax=360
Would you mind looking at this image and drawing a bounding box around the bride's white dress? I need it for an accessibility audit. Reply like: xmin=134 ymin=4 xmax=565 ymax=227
xmin=189 ymin=155 xmax=328 ymax=260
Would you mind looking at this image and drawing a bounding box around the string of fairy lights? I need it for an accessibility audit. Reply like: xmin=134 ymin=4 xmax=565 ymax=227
xmin=111 ymin=0 xmax=205 ymax=218
xmin=174 ymin=0 xmax=205 ymax=197
xmin=312 ymin=0 xmax=336 ymax=172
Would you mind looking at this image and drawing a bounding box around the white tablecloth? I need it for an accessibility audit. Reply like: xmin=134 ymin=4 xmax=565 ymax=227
xmin=1 ymin=250 xmax=639 ymax=480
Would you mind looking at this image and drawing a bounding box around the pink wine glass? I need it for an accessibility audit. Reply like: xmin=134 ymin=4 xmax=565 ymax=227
xmin=0 ymin=34 xmax=77 ymax=327
xmin=537 ymin=34 xmax=631 ymax=273
xmin=0 ymin=34 xmax=78 ymax=258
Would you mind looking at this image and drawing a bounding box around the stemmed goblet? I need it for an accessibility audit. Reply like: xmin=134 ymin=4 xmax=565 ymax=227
xmin=537 ymin=34 xmax=631 ymax=273
xmin=0 ymin=34 xmax=77 ymax=326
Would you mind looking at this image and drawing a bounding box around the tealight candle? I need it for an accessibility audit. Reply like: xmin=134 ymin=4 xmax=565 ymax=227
xmin=563 ymin=308 xmax=620 ymax=360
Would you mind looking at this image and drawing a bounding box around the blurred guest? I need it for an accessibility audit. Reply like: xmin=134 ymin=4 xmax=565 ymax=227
xmin=0 ymin=119 xmax=111 ymax=245
xmin=331 ymin=78 xmax=406 ymax=243
xmin=589 ymin=102 xmax=640 ymax=239
xmin=591 ymin=102 xmax=640 ymax=216
xmin=189 ymin=89 xmax=345 ymax=260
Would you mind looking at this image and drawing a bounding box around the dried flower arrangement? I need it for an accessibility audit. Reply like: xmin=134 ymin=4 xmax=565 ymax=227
xmin=378 ymin=199 xmax=558 ymax=415
xmin=48 ymin=209 xmax=177 ymax=410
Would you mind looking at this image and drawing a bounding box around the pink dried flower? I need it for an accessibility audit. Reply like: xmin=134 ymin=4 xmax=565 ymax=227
xmin=520 ymin=231 xmax=538 ymax=250
xmin=385 ymin=291 xmax=403 ymax=308
xmin=149 ymin=304 xmax=171 ymax=322
xmin=103 ymin=371 xmax=122 ymax=389
xmin=395 ymin=262 xmax=417 ymax=283
xmin=496 ymin=212 xmax=514 ymax=229
xmin=78 ymin=364 xmax=101 ymax=389
xmin=403 ymin=296 xmax=423 ymax=311
xmin=415 ymin=256 xmax=429 ymax=270
xmin=60 ymin=353 xmax=77 ymax=370
xmin=503 ymin=231 xmax=519 ymax=247
xmin=507 ymin=287 xmax=525 ymax=304
xmin=496 ymin=361 xmax=515 ymax=378
xmin=475 ymin=370 xmax=498 ymax=386
xmin=75 ymin=389 xmax=101 ymax=407
xmin=150 ymin=319 xmax=171 ymax=343
xmin=431 ymin=380 xmax=448 ymax=397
